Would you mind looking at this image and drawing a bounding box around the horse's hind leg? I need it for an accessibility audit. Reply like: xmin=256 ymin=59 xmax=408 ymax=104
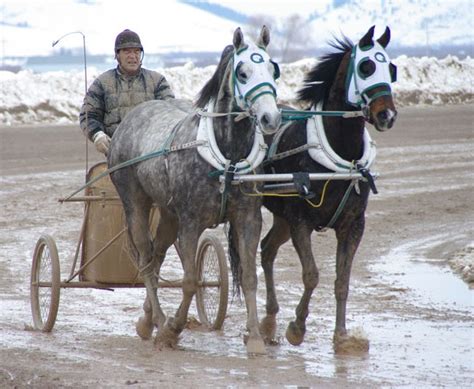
xmin=136 ymin=296 xmax=154 ymax=340
xmin=260 ymin=215 xmax=290 ymax=344
xmin=124 ymin=203 xmax=156 ymax=339
xmin=117 ymin=181 xmax=166 ymax=341
xmin=124 ymin=200 xmax=159 ymax=340
xmin=285 ymin=222 xmax=319 ymax=346
xmin=333 ymin=214 xmax=369 ymax=353
xmin=136 ymin=208 xmax=178 ymax=340
xmin=154 ymin=224 xmax=198 ymax=349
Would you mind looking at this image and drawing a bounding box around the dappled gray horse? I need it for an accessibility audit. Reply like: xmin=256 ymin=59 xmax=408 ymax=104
xmin=108 ymin=26 xmax=281 ymax=353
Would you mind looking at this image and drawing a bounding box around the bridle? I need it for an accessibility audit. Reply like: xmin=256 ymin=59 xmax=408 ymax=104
xmin=345 ymin=41 xmax=397 ymax=120
xmin=231 ymin=44 xmax=279 ymax=115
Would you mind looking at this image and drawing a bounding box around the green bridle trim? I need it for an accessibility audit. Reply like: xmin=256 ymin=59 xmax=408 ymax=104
xmin=281 ymin=109 xmax=364 ymax=122
xmin=360 ymin=82 xmax=392 ymax=104
xmin=245 ymin=82 xmax=277 ymax=103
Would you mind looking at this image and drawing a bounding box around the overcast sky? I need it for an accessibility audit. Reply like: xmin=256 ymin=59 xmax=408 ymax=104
xmin=1 ymin=0 xmax=471 ymax=57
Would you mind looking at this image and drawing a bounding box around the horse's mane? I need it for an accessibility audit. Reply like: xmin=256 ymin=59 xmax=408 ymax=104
xmin=195 ymin=45 xmax=234 ymax=108
xmin=297 ymin=36 xmax=353 ymax=106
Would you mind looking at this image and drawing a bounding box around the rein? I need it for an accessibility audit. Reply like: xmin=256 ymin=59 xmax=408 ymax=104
xmin=196 ymin=108 xmax=251 ymax=122
xmin=281 ymin=108 xmax=364 ymax=121
xmin=62 ymin=137 xmax=205 ymax=202
xmin=197 ymin=107 xmax=364 ymax=122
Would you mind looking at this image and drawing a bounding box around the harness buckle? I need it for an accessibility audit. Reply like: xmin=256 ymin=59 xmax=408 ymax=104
xmin=217 ymin=164 xmax=237 ymax=224
xmin=356 ymin=164 xmax=378 ymax=194
xmin=292 ymin=172 xmax=315 ymax=199
xmin=224 ymin=164 xmax=237 ymax=189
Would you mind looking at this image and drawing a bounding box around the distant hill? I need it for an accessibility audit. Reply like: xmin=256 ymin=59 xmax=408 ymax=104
xmin=1 ymin=0 xmax=471 ymax=71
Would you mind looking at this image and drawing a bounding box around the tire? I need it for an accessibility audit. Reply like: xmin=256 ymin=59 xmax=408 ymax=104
xmin=30 ymin=235 xmax=61 ymax=332
xmin=195 ymin=233 xmax=228 ymax=330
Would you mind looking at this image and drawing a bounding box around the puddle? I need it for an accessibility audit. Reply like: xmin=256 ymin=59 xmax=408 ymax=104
xmin=363 ymin=231 xmax=474 ymax=386
xmin=373 ymin=231 xmax=473 ymax=312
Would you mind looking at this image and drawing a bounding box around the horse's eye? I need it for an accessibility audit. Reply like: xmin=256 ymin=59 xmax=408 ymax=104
xmin=358 ymin=59 xmax=376 ymax=78
xmin=235 ymin=62 xmax=250 ymax=84
xmin=270 ymin=60 xmax=280 ymax=80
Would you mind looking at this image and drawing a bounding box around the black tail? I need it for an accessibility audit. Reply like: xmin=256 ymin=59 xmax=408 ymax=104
xmin=227 ymin=224 xmax=241 ymax=299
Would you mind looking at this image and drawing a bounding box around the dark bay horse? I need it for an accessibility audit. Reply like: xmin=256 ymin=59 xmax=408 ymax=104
xmin=259 ymin=26 xmax=397 ymax=352
xmin=108 ymin=26 xmax=281 ymax=353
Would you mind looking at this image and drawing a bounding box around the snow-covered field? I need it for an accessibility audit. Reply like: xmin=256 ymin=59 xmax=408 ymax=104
xmin=1 ymin=55 xmax=473 ymax=126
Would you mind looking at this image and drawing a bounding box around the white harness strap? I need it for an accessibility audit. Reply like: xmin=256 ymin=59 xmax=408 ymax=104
xmin=307 ymin=102 xmax=376 ymax=172
xmin=196 ymin=101 xmax=267 ymax=174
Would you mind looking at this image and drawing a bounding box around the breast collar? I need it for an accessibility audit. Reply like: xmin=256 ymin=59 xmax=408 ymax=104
xmin=196 ymin=100 xmax=268 ymax=174
xmin=306 ymin=102 xmax=376 ymax=172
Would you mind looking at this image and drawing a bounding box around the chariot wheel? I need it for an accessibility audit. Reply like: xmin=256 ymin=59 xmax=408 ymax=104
xmin=195 ymin=233 xmax=228 ymax=330
xmin=30 ymin=235 xmax=61 ymax=332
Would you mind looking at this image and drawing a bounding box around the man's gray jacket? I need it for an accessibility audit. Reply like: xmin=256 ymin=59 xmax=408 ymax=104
xmin=79 ymin=67 xmax=174 ymax=140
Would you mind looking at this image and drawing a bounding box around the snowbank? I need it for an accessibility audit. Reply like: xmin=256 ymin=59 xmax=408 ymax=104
xmin=0 ymin=55 xmax=473 ymax=126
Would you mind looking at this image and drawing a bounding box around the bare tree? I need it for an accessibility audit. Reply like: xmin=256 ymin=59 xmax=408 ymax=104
xmin=246 ymin=15 xmax=276 ymax=41
xmin=247 ymin=14 xmax=313 ymax=63
xmin=278 ymin=14 xmax=311 ymax=63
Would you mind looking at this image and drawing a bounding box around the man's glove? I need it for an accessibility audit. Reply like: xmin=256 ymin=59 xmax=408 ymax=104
xmin=92 ymin=131 xmax=111 ymax=155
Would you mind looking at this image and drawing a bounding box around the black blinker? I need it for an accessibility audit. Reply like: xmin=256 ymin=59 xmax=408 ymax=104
xmin=389 ymin=63 xmax=397 ymax=83
xmin=271 ymin=60 xmax=280 ymax=80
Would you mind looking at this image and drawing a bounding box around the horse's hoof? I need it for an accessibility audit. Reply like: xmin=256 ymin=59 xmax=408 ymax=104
xmin=285 ymin=321 xmax=305 ymax=346
xmin=154 ymin=320 xmax=180 ymax=350
xmin=246 ymin=337 xmax=266 ymax=355
xmin=136 ymin=316 xmax=154 ymax=340
xmin=333 ymin=331 xmax=370 ymax=354
xmin=260 ymin=315 xmax=278 ymax=345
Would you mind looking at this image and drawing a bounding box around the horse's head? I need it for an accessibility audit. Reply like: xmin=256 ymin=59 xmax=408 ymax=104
xmin=231 ymin=26 xmax=281 ymax=134
xmin=347 ymin=26 xmax=398 ymax=131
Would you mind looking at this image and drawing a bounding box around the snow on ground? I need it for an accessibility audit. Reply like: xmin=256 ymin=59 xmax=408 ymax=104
xmin=0 ymin=55 xmax=473 ymax=126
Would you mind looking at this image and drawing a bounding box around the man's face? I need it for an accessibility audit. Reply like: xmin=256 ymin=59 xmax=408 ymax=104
xmin=117 ymin=47 xmax=142 ymax=75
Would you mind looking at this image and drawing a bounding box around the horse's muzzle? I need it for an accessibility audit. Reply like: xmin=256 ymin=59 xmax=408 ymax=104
xmin=374 ymin=108 xmax=397 ymax=131
xmin=259 ymin=111 xmax=281 ymax=134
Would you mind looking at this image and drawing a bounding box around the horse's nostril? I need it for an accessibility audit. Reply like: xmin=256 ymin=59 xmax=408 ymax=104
xmin=377 ymin=110 xmax=389 ymax=121
xmin=261 ymin=114 xmax=270 ymax=127
xmin=258 ymin=113 xmax=281 ymax=134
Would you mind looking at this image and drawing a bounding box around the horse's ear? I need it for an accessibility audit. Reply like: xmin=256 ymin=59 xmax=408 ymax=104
xmin=359 ymin=25 xmax=375 ymax=48
xmin=233 ymin=27 xmax=245 ymax=50
xmin=377 ymin=26 xmax=391 ymax=48
xmin=256 ymin=25 xmax=270 ymax=48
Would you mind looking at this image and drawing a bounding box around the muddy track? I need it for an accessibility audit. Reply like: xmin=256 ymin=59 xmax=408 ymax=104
xmin=1 ymin=104 xmax=473 ymax=388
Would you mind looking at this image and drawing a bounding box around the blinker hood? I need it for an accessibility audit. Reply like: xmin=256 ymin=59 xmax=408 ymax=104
xmin=346 ymin=41 xmax=394 ymax=108
xmin=232 ymin=45 xmax=278 ymax=109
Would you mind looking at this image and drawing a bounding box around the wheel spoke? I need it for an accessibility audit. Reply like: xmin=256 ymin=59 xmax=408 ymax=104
xmin=201 ymin=246 xmax=220 ymax=321
xmin=38 ymin=247 xmax=53 ymax=323
xmin=31 ymin=235 xmax=60 ymax=332
xmin=195 ymin=234 xmax=228 ymax=330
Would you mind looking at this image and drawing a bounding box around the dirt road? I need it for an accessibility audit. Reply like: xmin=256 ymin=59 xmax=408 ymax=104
xmin=1 ymin=104 xmax=473 ymax=388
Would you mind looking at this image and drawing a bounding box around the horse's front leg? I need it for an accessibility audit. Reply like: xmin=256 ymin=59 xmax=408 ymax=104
xmin=333 ymin=213 xmax=369 ymax=354
xmin=154 ymin=225 xmax=199 ymax=350
xmin=285 ymin=222 xmax=319 ymax=346
xmin=260 ymin=215 xmax=291 ymax=344
xmin=231 ymin=210 xmax=266 ymax=354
